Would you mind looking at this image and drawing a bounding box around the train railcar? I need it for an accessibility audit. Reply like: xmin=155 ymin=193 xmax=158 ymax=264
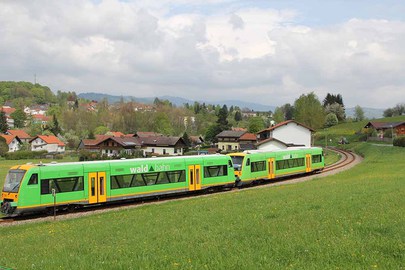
xmin=228 ymin=147 xmax=324 ymax=186
xmin=1 ymin=154 xmax=234 ymax=216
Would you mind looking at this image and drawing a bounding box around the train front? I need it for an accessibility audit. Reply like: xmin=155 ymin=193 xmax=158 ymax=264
xmin=1 ymin=165 xmax=31 ymax=216
xmin=228 ymin=153 xmax=245 ymax=183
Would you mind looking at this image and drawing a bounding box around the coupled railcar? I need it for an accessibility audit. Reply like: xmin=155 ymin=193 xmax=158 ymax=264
xmin=228 ymin=147 xmax=324 ymax=186
xmin=1 ymin=148 xmax=324 ymax=217
xmin=1 ymin=155 xmax=234 ymax=216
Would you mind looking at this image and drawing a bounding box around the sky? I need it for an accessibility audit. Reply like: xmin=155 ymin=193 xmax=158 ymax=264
xmin=1 ymin=0 xmax=404 ymax=109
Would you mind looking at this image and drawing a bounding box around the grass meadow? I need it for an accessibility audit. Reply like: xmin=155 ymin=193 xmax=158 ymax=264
xmin=0 ymin=143 xmax=404 ymax=269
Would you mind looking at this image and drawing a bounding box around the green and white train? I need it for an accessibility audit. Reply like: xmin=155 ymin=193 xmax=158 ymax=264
xmin=1 ymin=147 xmax=324 ymax=216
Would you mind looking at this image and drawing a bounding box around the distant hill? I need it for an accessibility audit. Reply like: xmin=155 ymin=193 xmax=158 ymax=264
xmin=78 ymin=93 xmax=276 ymax=112
xmin=346 ymin=107 xmax=384 ymax=119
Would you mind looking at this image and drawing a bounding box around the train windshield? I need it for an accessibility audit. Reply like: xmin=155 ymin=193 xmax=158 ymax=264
xmin=3 ymin=169 xmax=26 ymax=193
xmin=230 ymin=156 xmax=244 ymax=171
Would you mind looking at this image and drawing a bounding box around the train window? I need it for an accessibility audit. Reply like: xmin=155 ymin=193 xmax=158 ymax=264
xmin=246 ymin=158 xmax=250 ymax=166
xmin=276 ymin=158 xmax=305 ymax=170
xmin=41 ymin=177 xmax=84 ymax=194
xmin=312 ymin=154 xmax=322 ymax=163
xmin=111 ymin=170 xmax=186 ymax=189
xmin=28 ymin=173 xmax=38 ymax=185
xmin=100 ymin=177 xmax=104 ymax=195
xmin=251 ymin=161 xmax=266 ymax=172
xmin=228 ymin=160 xmax=233 ymax=168
xmin=204 ymin=165 xmax=228 ymax=178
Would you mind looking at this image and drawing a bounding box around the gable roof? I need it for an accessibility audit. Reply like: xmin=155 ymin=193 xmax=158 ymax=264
xmin=80 ymin=136 xmax=141 ymax=148
xmin=7 ymin=129 xmax=32 ymax=140
xmin=257 ymin=120 xmax=315 ymax=134
xmin=1 ymin=106 xmax=16 ymax=115
xmin=216 ymin=130 xmax=246 ymax=138
xmin=0 ymin=134 xmax=21 ymax=145
xmin=239 ymin=132 xmax=257 ymax=141
xmin=364 ymin=121 xmax=405 ymax=129
xmin=30 ymin=135 xmax=65 ymax=146
xmin=139 ymin=136 xmax=185 ymax=147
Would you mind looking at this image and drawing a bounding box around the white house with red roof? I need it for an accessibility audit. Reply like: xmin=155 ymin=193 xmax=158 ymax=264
xmin=1 ymin=106 xmax=16 ymax=128
xmin=256 ymin=120 xmax=314 ymax=150
xmin=29 ymin=135 xmax=65 ymax=153
xmin=6 ymin=129 xmax=32 ymax=143
xmin=0 ymin=134 xmax=22 ymax=152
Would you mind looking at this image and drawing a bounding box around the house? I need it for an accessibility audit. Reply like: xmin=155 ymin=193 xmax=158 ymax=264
xmin=256 ymin=120 xmax=314 ymax=150
xmin=30 ymin=135 xmax=65 ymax=153
xmin=364 ymin=121 xmax=405 ymax=138
xmin=1 ymin=106 xmax=16 ymax=128
xmin=189 ymin=136 xmax=204 ymax=148
xmin=216 ymin=130 xmax=257 ymax=152
xmin=78 ymin=136 xmax=141 ymax=157
xmin=0 ymin=134 xmax=22 ymax=152
xmin=256 ymin=138 xmax=303 ymax=151
xmin=139 ymin=136 xmax=186 ymax=156
xmin=31 ymin=114 xmax=51 ymax=125
xmin=6 ymin=130 xmax=32 ymax=143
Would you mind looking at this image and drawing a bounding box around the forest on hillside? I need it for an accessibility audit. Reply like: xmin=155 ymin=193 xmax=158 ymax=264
xmin=1 ymin=81 xmax=403 ymax=149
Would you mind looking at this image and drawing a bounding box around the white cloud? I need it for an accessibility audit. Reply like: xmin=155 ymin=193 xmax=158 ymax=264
xmin=0 ymin=1 xmax=404 ymax=108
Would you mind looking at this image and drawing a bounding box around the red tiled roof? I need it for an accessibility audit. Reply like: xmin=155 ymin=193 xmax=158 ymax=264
xmin=239 ymin=133 xmax=257 ymax=141
xmin=7 ymin=130 xmax=31 ymax=139
xmin=33 ymin=114 xmax=50 ymax=121
xmin=32 ymin=135 xmax=65 ymax=146
xmin=257 ymin=120 xmax=315 ymax=133
xmin=136 ymin=132 xmax=162 ymax=137
xmin=1 ymin=107 xmax=16 ymax=115
xmin=0 ymin=134 xmax=16 ymax=145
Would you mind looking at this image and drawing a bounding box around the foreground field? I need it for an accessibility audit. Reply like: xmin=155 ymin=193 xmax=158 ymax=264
xmin=0 ymin=144 xmax=404 ymax=269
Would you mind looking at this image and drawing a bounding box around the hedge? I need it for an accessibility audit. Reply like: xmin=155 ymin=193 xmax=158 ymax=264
xmin=393 ymin=136 xmax=405 ymax=147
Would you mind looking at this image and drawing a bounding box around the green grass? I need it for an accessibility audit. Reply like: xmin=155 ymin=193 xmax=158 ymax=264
xmin=0 ymin=143 xmax=404 ymax=269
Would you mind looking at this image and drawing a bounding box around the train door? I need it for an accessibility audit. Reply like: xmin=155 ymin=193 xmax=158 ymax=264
xmin=267 ymin=158 xmax=275 ymax=179
xmin=88 ymin=172 xmax=107 ymax=204
xmin=305 ymin=154 xmax=312 ymax=173
xmin=188 ymin=165 xmax=202 ymax=191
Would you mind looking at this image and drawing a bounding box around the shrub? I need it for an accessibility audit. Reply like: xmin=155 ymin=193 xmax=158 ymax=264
xmin=393 ymin=136 xmax=405 ymax=147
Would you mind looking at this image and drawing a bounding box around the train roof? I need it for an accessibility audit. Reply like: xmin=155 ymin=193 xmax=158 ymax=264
xmin=22 ymin=154 xmax=230 ymax=168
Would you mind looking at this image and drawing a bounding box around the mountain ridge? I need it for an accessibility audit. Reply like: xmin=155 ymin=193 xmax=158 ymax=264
xmin=77 ymin=92 xmax=384 ymax=118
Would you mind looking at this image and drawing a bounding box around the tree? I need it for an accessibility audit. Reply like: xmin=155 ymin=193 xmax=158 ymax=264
xmin=234 ymin=111 xmax=242 ymax=122
xmin=325 ymin=103 xmax=345 ymax=121
xmin=216 ymin=105 xmax=230 ymax=131
xmin=0 ymin=136 xmax=8 ymax=156
xmin=205 ymin=124 xmax=221 ymax=144
xmin=10 ymin=108 xmax=27 ymax=128
xmin=182 ymin=132 xmax=191 ymax=152
xmin=94 ymin=126 xmax=109 ymax=135
xmin=294 ymin=92 xmax=325 ymax=130
xmin=49 ymin=114 xmax=62 ymax=136
xmin=383 ymin=108 xmax=394 ymax=117
xmin=354 ymin=105 xmax=365 ymax=122
xmin=0 ymin=111 xmax=8 ymax=133
xmin=272 ymin=107 xmax=285 ymax=123
xmin=248 ymin=117 xmax=265 ymax=133
xmin=325 ymin=113 xmax=338 ymax=127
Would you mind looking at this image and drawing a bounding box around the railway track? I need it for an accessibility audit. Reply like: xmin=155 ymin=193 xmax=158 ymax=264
xmin=324 ymin=147 xmax=357 ymax=173
xmin=1 ymin=148 xmax=361 ymax=226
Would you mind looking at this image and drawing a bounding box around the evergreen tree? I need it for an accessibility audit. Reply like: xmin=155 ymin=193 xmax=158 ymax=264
xmin=182 ymin=132 xmax=191 ymax=152
xmin=0 ymin=111 xmax=8 ymax=133
xmin=50 ymin=114 xmax=62 ymax=136
xmin=216 ymin=105 xmax=230 ymax=131
xmin=234 ymin=111 xmax=242 ymax=122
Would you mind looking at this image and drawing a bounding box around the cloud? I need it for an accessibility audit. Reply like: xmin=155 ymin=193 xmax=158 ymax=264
xmin=0 ymin=1 xmax=404 ymax=108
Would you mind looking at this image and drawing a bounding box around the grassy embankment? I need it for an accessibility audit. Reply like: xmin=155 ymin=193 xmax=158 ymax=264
xmin=0 ymin=143 xmax=404 ymax=269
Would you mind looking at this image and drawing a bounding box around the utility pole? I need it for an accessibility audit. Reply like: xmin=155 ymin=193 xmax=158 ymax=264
xmin=34 ymin=74 xmax=37 ymax=85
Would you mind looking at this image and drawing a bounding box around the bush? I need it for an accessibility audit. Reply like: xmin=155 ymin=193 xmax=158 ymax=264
xmin=393 ymin=136 xmax=405 ymax=147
